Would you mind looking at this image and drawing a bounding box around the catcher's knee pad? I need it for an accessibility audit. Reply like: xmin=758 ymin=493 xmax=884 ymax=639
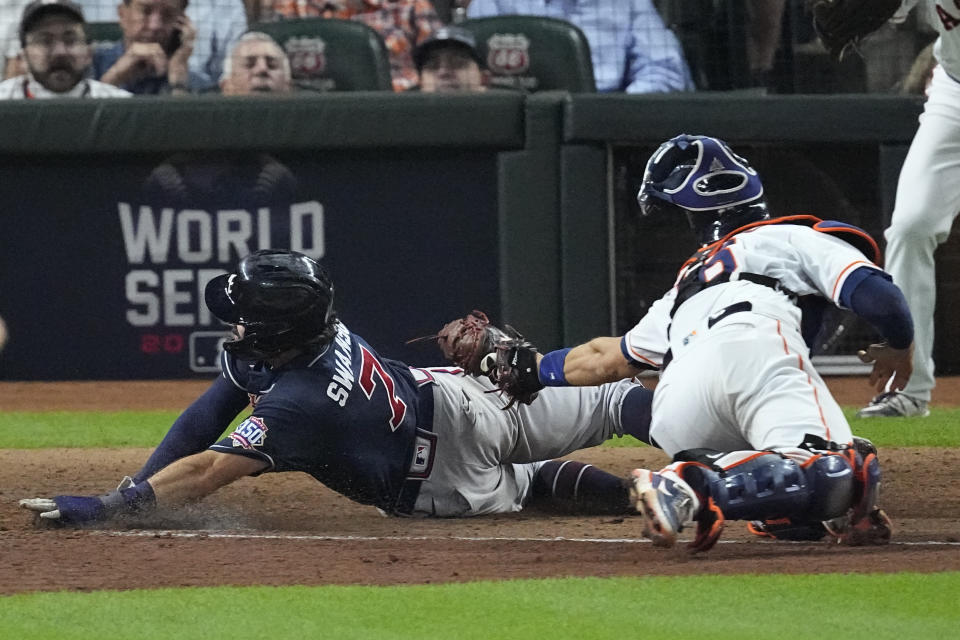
xmin=672 ymin=450 xmax=854 ymax=522
xmin=801 ymin=453 xmax=856 ymax=521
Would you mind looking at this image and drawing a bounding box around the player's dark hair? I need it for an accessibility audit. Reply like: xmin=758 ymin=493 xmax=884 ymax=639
xmin=205 ymin=250 xmax=336 ymax=361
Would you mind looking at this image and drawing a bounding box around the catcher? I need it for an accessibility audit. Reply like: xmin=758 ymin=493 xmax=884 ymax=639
xmin=477 ymin=135 xmax=909 ymax=552
xmin=21 ymin=250 xmax=656 ymax=525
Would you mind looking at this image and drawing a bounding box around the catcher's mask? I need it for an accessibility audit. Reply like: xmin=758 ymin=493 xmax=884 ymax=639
xmin=204 ymin=249 xmax=335 ymax=361
xmin=637 ymin=134 xmax=769 ymax=245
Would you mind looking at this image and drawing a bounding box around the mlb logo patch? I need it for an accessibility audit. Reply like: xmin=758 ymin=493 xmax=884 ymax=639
xmin=230 ymin=416 xmax=268 ymax=450
xmin=408 ymin=430 xmax=437 ymax=478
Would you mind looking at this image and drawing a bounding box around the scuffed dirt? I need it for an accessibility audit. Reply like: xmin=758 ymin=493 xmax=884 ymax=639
xmin=1 ymin=379 xmax=958 ymax=594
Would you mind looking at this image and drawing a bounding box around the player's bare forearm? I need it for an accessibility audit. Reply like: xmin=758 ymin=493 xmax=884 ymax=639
xmin=20 ymin=450 xmax=268 ymax=525
xmin=561 ymin=337 xmax=637 ymax=386
xmin=148 ymin=450 xmax=268 ymax=506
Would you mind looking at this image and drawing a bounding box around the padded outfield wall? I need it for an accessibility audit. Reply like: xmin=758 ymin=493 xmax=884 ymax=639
xmin=2 ymin=92 xmax=951 ymax=381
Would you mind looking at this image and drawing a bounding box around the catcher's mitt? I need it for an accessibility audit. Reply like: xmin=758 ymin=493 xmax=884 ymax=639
xmin=434 ymin=310 xmax=507 ymax=376
xmin=479 ymin=325 xmax=543 ymax=409
xmin=810 ymin=0 xmax=902 ymax=60
xmin=432 ymin=310 xmax=543 ymax=408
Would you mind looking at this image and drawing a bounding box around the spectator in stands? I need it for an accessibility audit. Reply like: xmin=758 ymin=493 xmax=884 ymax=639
xmin=465 ymin=0 xmax=693 ymax=93
xmin=1 ymin=0 xmax=31 ymax=78
xmin=220 ymin=30 xmax=291 ymax=94
xmin=79 ymin=0 xmax=247 ymax=92
xmin=745 ymin=0 xmax=786 ymax=89
xmin=258 ymin=0 xmax=442 ymax=92
xmin=0 ymin=0 xmax=130 ymax=97
xmin=91 ymin=0 xmax=204 ymax=94
xmin=413 ymin=24 xmax=488 ymax=93
xmin=256 ymin=0 xmax=341 ymax=21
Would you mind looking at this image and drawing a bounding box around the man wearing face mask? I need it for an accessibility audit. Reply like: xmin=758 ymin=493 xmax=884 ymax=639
xmin=219 ymin=31 xmax=291 ymax=95
xmin=0 ymin=0 xmax=130 ymax=98
xmin=92 ymin=0 xmax=203 ymax=94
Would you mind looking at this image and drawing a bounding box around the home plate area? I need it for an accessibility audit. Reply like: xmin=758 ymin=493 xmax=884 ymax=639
xmin=2 ymin=443 xmax=959 ymax=594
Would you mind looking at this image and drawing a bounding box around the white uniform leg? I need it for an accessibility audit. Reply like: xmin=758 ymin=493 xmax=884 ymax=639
xmin=885 ymin=67 xmax=960 ymax=401
xmin=650 ymin=316 xmax=851 ymax=458
xmin=414 ymin=373 xmax=638 ymax=517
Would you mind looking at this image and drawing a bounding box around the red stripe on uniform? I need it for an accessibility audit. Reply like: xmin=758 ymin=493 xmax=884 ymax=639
xmin=776 ymin=320 xmax=831 ymax=441
xmin=831 ymin=260 xmax=872 ymax=300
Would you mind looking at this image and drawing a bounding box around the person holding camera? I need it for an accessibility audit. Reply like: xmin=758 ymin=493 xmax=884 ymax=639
xmin=93 ymin=0 xmax=203 ymax=94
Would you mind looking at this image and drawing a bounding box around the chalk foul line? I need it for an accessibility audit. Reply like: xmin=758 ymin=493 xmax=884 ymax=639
xmin=97 ymin=530 xmax=960 ymax=546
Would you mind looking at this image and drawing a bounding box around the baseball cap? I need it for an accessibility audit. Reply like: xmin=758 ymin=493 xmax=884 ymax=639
xmin=19 ymin=0 xmax=85 ymax=45
xmin=413 ymin=26 xmax=485 ymax=71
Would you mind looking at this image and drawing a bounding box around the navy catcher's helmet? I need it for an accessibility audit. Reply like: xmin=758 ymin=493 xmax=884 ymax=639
xmin=205 ymin=250 xmax=335 ymax=360
xmin=637 ymin=134 xmax=769 ymax=245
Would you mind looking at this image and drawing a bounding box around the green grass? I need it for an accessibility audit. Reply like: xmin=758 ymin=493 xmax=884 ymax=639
xmin=0 ymin=412 xmax=240 ymax=448
xmin=1 ymin=573 xmax=957 ymax=640
xmin=2 ymin=407 xmax=958 ymax=449
xmin=3 ymin=412 xmax=957 ymax=637
xmin=841 ymin=407 xmax=960 ymax=447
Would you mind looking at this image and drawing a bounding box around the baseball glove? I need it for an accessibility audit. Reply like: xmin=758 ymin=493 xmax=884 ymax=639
xmin=810 ymin=0 xmax=902 ymax=60
xmin=433 ymin=310 xmax=543 ymax=407
xmin=479 ymin=325 xmax=544 ymax=409
xmin=435 ymin=310 xmax=508 ymax=376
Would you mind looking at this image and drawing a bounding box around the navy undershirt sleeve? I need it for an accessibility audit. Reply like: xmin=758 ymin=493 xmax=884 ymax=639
xmin=839 ymin=267 xmax=914 ymax=349
xmin=134 ymin=375 xmax=251 ymax=481
xmin=620 ymin=385 xmax=654 ymax=445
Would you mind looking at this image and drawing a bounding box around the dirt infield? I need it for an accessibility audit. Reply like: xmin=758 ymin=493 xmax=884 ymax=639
xmin=2 ymin=378 xmax=959 ymax=595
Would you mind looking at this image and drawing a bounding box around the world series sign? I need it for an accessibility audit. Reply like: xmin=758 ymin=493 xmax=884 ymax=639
xmin=0 ymin=149 xmax=501 ymax=380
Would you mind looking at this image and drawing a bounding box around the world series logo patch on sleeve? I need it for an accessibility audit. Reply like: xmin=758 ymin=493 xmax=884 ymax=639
xmin=229 ymin=416 xmax=268 ymax=450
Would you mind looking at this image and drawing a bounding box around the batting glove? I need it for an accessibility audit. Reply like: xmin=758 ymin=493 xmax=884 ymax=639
xmin=20 ymin=481 xmax=156 ymax=525
xmin=19 ymin=496 xmax=108 ymax=524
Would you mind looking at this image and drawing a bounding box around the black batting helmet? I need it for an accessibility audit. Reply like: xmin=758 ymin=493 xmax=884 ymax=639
xmin=204 ymin=250 xmax=335 ymax=360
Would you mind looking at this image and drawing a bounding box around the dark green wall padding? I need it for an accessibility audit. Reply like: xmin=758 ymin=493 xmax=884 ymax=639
xmin=0 ymin=93 xmax=925 ymax=358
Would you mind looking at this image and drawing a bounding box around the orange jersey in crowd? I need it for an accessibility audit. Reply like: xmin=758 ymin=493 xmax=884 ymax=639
xmin=261 ymin=0 xmax=441 ymax=90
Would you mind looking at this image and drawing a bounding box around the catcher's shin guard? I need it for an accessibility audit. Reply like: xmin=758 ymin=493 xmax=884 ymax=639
xmin=673 ymin=449 xmax=856 ymax=524
xmin=824 ymin=445 xmax=892 ymax=545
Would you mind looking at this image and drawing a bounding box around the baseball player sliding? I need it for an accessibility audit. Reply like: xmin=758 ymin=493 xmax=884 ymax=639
xmin=21 ymin=250 xmax=660 ymax=524
xmin=482 ymin=135 xmax=911 ymax=550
